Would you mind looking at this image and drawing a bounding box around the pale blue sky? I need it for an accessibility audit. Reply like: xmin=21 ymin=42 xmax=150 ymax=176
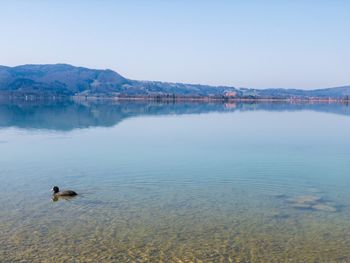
xmin=0 ymin=0 xmax=349 ymax=89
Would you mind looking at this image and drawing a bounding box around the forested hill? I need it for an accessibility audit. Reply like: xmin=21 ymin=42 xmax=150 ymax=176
xmin=0 ymin=64 xmax=349 ymax=99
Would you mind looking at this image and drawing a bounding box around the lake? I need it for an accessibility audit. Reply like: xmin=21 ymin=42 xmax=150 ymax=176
xmin=0 ymin=99 xmax=350 ymax=262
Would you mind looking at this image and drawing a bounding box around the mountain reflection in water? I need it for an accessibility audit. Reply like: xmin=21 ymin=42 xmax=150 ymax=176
xmin=0 ymin=99 xmax=349 ymax=131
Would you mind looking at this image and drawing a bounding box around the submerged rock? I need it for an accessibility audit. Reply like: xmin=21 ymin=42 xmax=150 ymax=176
xmin=312 ymin=204 xmax=337 ymax=212
xmin=272 ymin=213 xmax=290 ymax=221
xmin=286 ymin=194 xmax=338 ymax=213
xmin=307 ymin=187 xmax=324 ymax=194
xmin=273 ymin=193 xmax=289 ymax=199
xmin=288 ymin=195 xmax=322 ymax=205
xmin=290 ymin=203 xmax=312 ymax=210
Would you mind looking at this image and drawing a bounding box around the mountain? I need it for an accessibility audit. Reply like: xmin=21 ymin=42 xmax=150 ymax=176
xmin=0 ymin=64 xmax=237 ymax=97
xmin=0 ymin=64 xmax=349 ymax=99
xmin=0 ymin=64 xmax=127 ymax=96
xmin=248 ymin=86 xmax=350 ymax=98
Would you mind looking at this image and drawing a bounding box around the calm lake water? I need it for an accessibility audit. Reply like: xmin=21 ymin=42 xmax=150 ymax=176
xmin=1 ymin=100 xmax=350 ymax=262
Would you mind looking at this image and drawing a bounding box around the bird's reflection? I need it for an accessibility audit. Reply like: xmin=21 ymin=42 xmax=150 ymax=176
xmin=51 ymin=195 xmax=77 ymax=202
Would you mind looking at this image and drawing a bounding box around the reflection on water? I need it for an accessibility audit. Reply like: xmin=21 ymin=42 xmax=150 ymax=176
xmin=51 ymin=195 xmax=77 ymax=202
xmin=0 ymin=99 xmax=350 ymax=262
xmin=0 ymin=98 xmax=349 ymax=130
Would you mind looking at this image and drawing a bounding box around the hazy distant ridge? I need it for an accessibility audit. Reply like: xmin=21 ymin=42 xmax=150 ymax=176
xmin=0 ymin=64 xmax=349 ymax=98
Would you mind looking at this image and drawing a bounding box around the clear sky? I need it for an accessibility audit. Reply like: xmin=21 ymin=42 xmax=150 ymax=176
xmin=0 ymin=0 xmax=349 ymax=89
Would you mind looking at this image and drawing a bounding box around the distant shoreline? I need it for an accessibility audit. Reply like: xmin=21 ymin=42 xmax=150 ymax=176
xmin=1 ymin=64 xmax=350 ymax=100
xmin=0 ymin=94 xmax=349 ymax=104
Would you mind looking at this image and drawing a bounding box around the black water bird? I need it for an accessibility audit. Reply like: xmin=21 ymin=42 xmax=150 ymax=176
xmin=51 ymin=186 xmax=78 ymax=197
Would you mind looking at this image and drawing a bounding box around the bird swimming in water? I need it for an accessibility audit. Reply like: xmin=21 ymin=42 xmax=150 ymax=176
xmin=51 ymin=186 xmax=78 ymax=197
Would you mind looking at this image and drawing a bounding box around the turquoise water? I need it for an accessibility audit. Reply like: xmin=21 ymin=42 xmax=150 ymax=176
xmin=1 ymin=100 xmax=350 ymax=262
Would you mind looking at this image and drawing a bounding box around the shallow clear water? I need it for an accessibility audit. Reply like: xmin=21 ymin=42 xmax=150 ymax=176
xmin=1 ymin=100 xmax=350 ymax=262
